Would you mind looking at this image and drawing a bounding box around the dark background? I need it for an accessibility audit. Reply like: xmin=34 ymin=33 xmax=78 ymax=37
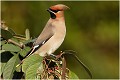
xmin=1 ymin=1 xmax=119 ymax=79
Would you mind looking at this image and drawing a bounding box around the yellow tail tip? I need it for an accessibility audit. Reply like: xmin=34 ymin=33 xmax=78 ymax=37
xmin=16 ymin=64 xmax=21 ymax=67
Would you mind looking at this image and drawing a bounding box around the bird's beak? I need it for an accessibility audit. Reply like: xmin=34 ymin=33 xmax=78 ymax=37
xmin=47 ymin=8 xmax=50 ymax=12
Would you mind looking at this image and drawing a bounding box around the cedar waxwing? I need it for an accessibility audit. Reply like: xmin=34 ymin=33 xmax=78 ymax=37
xmin=25 ymin=4 xmax=69 ymax=58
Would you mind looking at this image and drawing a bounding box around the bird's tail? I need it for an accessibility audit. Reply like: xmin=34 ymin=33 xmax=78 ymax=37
xmin=16 ymin=47 xmax=34 ymax=67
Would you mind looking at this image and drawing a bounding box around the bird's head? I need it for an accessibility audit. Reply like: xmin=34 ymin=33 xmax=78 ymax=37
xmin=47 ymin=4 xmax=69 ymax=19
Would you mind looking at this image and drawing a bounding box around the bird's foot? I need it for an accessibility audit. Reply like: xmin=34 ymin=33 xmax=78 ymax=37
xmin=49 ymin=53 xmax=56 ymax=59
xmin=49 ymin=51 xmax=64 ymax=60
xmin=56 ymin=51 xmax=64 ymax=59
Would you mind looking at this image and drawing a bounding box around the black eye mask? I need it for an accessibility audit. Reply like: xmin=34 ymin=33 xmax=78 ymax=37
xmin=47 ymin=8 xmax=60 ymax=19
xmin=49 ymin=8 xmax=60 ymax=13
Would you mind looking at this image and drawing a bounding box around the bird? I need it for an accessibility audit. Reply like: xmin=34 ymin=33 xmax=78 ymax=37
xmin=24 ymin=4 xmax=69 ymax=58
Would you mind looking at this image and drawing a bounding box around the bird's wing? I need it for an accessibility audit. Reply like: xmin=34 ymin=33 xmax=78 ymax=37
xmin=33 ymin=23 xmax=54 ymax=47
xmin=23 ymin=23 xmax=54 ymax=58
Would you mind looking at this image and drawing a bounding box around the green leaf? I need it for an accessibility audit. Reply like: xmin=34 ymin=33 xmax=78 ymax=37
xmin=10 ymin=38 xmax=19 ymax=44
xmin=8 ymin=28 xmax=16 ymax=35
xmin=37 ymin=62 xmax=44 ymax=75
xmin=19 ymin=47 xmax=31 ymax=57
xmin=1 ymin=40 xmax=6 ymax=46
xmin=25 ymin=29 xmax=30 ymax=40
xmin=0 ymin=50 xmax=6 ymax=54
xmin=22 ymin=54 xmax=43 ymax=73
xmin=0 ymin=63 xmax=6 ymax=75
xmin=13 ymin=34 xmax=26 ymax=41
xmin=13 ymin=34 xmax=25 ymax=38
xmin=1 ymin=29 xmax=13 ymax=40
xmin=69 ymin=70 xmax=79 ymax=79
xmin=2 ymin=44 xmax=21 ymax=52
xmin=11 ymin=52 xmax=16 ymax=55
xmin=25 ymin=62 xmax=43 ymax=79
xmin=1 ymin=52 xmax=13 ymax=75
xmin=16 ymin=64 xmax=22 ymax=72
xmin=3 ymin=54 xmax=20 ymax=79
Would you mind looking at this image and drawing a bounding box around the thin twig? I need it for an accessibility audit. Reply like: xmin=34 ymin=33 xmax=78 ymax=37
xmin=63 ymin=50 xmax=92 ymax=78
xmin=61 ymin=56 xmax=66 ymax=79
xmin=8 ymin=39 xmax=23 ymax=48
xmin=13 ymin=36 xmax=26 ymax=40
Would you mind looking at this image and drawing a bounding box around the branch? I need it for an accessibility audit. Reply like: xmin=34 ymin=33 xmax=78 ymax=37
xmin=61 ymin=56 xmax=66 ymax=79
xmin=8 ymin=39 xmax=24 ymax=48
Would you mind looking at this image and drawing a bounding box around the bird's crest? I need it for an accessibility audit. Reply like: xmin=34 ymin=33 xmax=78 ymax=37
xmin=50 ymin=4 xmax=70 ymax=11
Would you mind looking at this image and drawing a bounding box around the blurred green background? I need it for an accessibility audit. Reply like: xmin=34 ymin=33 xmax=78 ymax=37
xmin=1 ymin=1 xmax=119 ymax=79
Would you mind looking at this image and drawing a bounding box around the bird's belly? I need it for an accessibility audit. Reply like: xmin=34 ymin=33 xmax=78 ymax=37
xmin=34 ymin=34 xmax=65 ymax=57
